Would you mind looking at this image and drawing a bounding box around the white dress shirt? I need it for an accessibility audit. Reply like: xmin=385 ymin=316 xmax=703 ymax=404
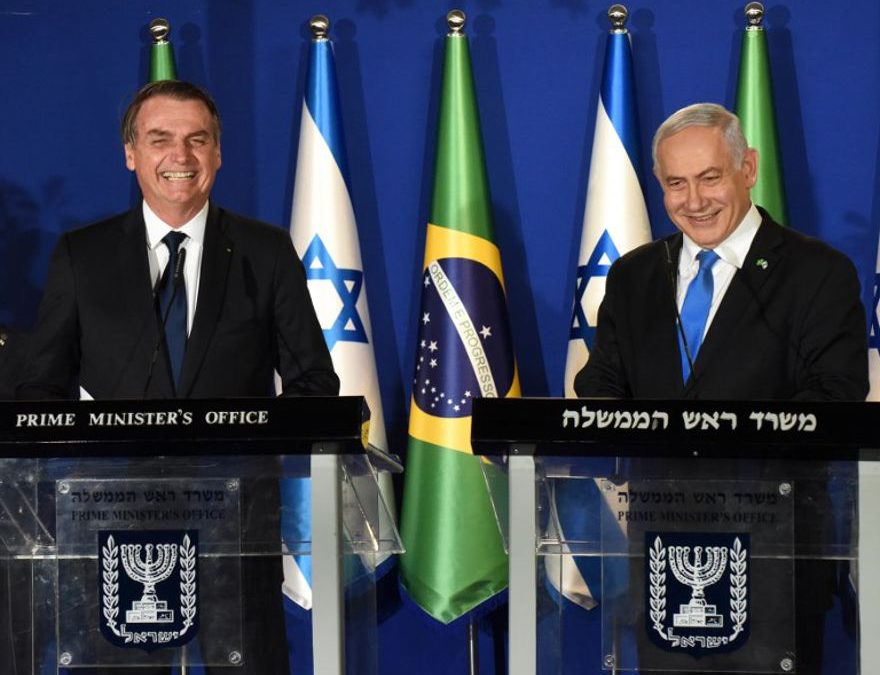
xmin=676 ymin=203 xmax=762 ymax=340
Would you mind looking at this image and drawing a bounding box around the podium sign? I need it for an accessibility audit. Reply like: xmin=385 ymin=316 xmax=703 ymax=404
xmin=472 ymin=398 xmax=877 ymax=675
xmin=600 ymin=478 xmax=794 ymax=672
xmin=56 ymin=477 xmax=241 ymax=666
xmin=0 ymin=397 xmax=402 ymax=675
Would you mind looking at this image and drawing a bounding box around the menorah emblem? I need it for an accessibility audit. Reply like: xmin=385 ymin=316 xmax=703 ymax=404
xmin=669 ymin=544 xmax=728 ymax=628
xmin=120 ymin=542 xmax=178 ymax=624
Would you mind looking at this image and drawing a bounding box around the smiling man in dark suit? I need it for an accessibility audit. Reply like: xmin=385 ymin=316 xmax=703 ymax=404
xmin=575 ymin=102 xmax=867 ymax=401
xmin=16 ymin=81 xmax=338 ymax=674
xmin=18 ymin=80 xmax=338 ymax=401
xmin=575 ymin=103 xmax=867 ymax=674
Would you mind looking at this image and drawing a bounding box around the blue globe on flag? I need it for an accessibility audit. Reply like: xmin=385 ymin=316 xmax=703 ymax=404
xmin=412 ymin=257 xmax=515 ymax=419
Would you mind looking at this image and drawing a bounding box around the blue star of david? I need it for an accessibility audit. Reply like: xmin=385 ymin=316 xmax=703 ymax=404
xmin=570 ymin=230 xmax=621 ymax=349
xmin=870 ymin=273 xmax=880 ymax=356
xmin=301 ymin=235 xmax=368 ymax=350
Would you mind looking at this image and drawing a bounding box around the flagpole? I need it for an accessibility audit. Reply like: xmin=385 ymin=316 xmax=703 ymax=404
xmin=735 ymin=1 xmax=788 ymax=225
xmin=148 ymin=18 xmax=176 ymax=83
xmin=458 ymin=19 xmax=478 ymax=662
xmin=448 ymin=20 xmax=482 ymax=673
xmin=467 ymin=617 xmax=479 ymax=675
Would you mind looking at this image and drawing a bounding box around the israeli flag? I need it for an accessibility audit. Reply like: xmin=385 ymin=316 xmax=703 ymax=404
xmin=869 ymin=237 xmax=880 ymax=401
xmin=557 ymin=25 xmax=651 ymax=610
xmin=284 ymin=32 xmax=396 ymax=612
xmin=863 ymin=237 xmax=880 ymax=669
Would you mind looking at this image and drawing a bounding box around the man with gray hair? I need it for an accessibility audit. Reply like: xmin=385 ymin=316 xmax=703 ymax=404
xmin=575 ymin=103 xmax=866 ymax=674
xmin=575 ymin=102 xmax=867 ymax=401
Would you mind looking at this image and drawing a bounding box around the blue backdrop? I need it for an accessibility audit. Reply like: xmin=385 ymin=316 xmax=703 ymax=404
xmin=2 ymin=1 xmax=877 ymax=672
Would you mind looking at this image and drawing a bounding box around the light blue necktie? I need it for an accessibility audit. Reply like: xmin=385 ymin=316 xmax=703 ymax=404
xmin=157 ymin=231 xmax=188 ymax=390
xmin=678 ymin=249 xmax=720 ymax=381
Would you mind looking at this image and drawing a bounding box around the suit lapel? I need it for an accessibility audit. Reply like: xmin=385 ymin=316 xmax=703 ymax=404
xmin=178 ymin=204 xmax=233 ymax=397
xmin=685 ymin=216 xmax=784 ymax=395
xmin=110 ymin=209 xmax=176 ymax=397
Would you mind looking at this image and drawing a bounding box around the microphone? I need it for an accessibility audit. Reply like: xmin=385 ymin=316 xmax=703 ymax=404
xmin=664 ymin=239 xmax=697 ymax=389
xmin=143 ymin=247 xmax=187 ymax=397
xmin=170 ymin=247 xmax=187 ymax=293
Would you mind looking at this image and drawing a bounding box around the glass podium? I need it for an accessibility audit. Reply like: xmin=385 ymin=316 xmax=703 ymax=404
xmin=472 ymin=398 xmax=880 ymax=674
xmin=0 ymin=396 xmax=402 ymax=674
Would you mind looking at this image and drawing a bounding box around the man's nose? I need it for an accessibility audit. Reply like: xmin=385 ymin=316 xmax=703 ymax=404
xmin=169 ymin=140 xmax=192 ymax=162
xmin=684 ymin=182 xmax=706 ymax=211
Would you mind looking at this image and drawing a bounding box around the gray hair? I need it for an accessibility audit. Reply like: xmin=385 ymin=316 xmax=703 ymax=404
xmin=122 ymin=80 xmax=222 ymax=145
xmin=652 ymin=103 xmax=748 ymax=173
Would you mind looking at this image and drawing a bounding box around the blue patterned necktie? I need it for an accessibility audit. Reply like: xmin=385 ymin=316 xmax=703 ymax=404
xmin=678 ymin=249 xmax=720 ymax=382
xmin=157 ymin=231 xmax=188 ymax=389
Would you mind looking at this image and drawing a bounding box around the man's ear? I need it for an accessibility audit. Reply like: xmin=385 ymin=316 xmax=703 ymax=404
xmin=743 ymin=148 xmax=758 ymax=189
xmin=124 ymin=143 xmax=135 ymax=172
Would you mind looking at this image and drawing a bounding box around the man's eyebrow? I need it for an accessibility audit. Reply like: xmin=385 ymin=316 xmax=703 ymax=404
xmin=663 ymin=167 xmax=722 ymax=182
xmin=144 ymin=128 xmax=171 ymax=138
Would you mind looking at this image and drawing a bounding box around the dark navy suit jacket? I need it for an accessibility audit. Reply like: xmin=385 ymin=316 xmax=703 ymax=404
xmin=18 ymin=203 xmax=338 ymax=400
xmin=575 ymin=210 xmax=868 ymax=402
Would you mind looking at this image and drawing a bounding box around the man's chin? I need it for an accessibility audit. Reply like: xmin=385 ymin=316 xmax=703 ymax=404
xmin=143 ymin=195 xmax=208 ymax=223
xmin=674 ymin=221 xmax=727 ymax=248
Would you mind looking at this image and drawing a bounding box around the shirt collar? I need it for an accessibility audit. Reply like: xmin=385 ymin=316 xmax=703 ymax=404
xmin=680 ymin=202 xmax=761 ymax=270
xmin=143 ymin=201 xmax=209 ymax=250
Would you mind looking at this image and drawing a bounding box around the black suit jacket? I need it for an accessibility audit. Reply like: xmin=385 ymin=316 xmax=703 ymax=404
xmin=575 ymin=211 xmax=868 ymax=401
xmin=18 ymin=203 xmax=339 ymax=399
xmin=0 ymin=326 xmax=27 ymax=399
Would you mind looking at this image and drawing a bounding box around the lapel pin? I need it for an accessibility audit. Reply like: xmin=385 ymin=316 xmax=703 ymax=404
xmin=755 ymin=258 xmax=768 ymax=270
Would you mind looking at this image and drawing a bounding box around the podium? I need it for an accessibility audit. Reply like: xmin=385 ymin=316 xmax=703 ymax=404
xmin=0 ymin=396 xmax=402 ymax=674
xmin=472 ymin=398 xmax=880 ymax=674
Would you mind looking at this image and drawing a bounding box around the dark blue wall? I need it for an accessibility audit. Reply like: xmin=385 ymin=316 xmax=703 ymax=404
xmin=2 ymin=1 xmax=877 ymax=672
xmin=3 ymin=1 xmax=878 ymax=439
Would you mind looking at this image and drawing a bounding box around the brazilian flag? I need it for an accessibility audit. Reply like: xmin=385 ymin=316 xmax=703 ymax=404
xmin=399 ymin=13 xmax=520 ymax=624
xmin=149 ymin=18 xmax=177 ymax=82
xmin=735 ymin=6 xmax=787 ymax=225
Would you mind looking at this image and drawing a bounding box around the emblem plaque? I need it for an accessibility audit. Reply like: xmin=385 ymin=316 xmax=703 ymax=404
xmin=99 ymin=529 xmax=199 ymax=652
xmin=646 ymin=532 xmax=750 ymax=656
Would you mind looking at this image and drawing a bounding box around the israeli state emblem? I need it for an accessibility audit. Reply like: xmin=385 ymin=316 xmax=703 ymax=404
xmin=99 ymin=530 xmax=199 ymax=651
xmin=646 ymin=532 xmax=749 ymax=656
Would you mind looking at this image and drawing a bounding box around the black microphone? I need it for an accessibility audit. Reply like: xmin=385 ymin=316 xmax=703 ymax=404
xmin=664 ymin=239 xmax=698 ymax=389
xmin=143 ymin=247 xmax=187 ymax=397
xmin=171 ymin=247 xmax=187 ymax=291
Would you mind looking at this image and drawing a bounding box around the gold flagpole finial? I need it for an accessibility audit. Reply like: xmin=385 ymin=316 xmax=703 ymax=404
xmin=744 ymin=2 xmax=765 ymax=30
xmin=149 ymin=18 xmax=171 ymax=45
xmin=447 ymin=10 xmax=466 ymax=36
xmin=608 ymin=5 xmax=629 ymax=34
xmin=310 ymin=15 xmax=330 ymax=40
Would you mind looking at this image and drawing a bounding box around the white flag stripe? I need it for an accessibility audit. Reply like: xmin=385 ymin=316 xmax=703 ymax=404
xmin=579 ymin=102 xmax=652 ymax=258
xmin=281 ymin=542 xmax=313 ymax=610
xmin=545 ymin=494 xmax=596 ymax=609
